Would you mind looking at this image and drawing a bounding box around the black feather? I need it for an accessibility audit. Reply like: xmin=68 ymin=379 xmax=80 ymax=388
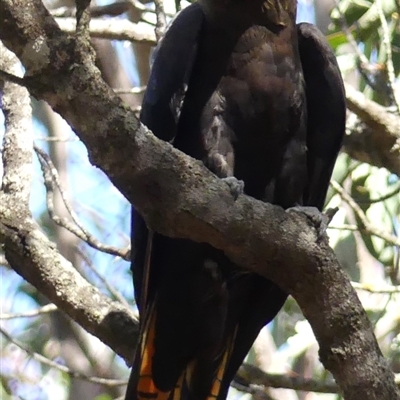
xmin=126 ymin=3 xmax=345 ymax=400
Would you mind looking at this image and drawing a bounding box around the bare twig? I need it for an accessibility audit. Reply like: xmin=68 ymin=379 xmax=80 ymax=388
xmin=331 ymin=180 xmax=400 ymax=247
xmin=235 ymin=363 xmax=338 ymax=394
xmin=234 ymin=364 xmax=400 ymax=393
xmin=34 ymin=135 xmax=79 ymax=142
xmin=113 ymin=86 xmax=147 ymax=95
xmin=355 ymin=184 xmax=400 ymax=204
xmin=328 ymin=224 xmax=359 ymax=232
xmin=333 ymin=2 xmax=372 ymax=74
xmin=333 ymin=0 xmax=396 ymax=103
xmin=51 ymin=1 xmax=145 ymax=18
xmin=0 ymin=68 xmax=26 ymax=87
xmin=54 ymin=17 xmax=156 ymax=44
xmin=1 ymin=215 xmax=139 ymax=361
xmin=231 ymin=380 xmax=277 ymax=400
xmin=0 ymin=304 xmax=57 ymax=319
xmin=76 ymin=247 xmax=131 ymax=309
xmin=375 ymin=0 xmax=400 ymax=112
xmin=352 ymin=282 xmax=400 ymax=294
xmin=34 ymin=146 xmax=129 ymax=260
xmin=0 ymin=326 xmax=127 ymax=387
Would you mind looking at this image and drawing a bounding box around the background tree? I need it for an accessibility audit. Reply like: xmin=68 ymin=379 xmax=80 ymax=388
xmin=0 ymin=0 xmax=399 ymax=400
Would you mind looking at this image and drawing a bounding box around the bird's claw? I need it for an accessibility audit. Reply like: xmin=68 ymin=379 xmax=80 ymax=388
xmin=286 ymin=206 xmax=338 ymax=241
xmin=222 ymin=177 xmax=244 ymax=200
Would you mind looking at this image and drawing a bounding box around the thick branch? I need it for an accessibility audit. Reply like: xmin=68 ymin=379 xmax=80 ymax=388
xmin=345 ymin=83 xmax=400 ymax=140
xmin=344 ymin=119 xmax=400 ymax=177
xmin=0 ymin=42 xmax=32 ymax=200
xmin=0 ymin=37 xmax=138 ymax=363
xmin=343 ymin=83 xmax=400 ymax=177
xmin=0 ymin=1 xmax=399 ymax=399
xmin=0 ymin=215 xmax=139 ymax=360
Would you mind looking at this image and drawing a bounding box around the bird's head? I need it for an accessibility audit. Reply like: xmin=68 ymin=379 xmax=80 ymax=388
xmin=199 ymin=0 xmax=297 ymax=27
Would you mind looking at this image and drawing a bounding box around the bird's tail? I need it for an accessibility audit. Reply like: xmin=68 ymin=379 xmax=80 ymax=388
xmin=126 ymin=304 xmax=171 ymax=400
xmin=125 ymin=304 xmax=237 ymax=400
xmin=178 ymin=330 xmax=237 ymax=400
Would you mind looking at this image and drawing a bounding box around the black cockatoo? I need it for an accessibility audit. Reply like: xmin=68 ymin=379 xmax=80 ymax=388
xmin=125 ymin=1 xmax=345 ymax=399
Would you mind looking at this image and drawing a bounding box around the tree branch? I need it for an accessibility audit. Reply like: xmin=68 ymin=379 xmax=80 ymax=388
xmin=0 ymin=1 xmax=399 ymax=399
xmin=34 ymin=145 xmax=130 ymax=260
xmin=0 ymin=29 xmax=138 ymax=364
xmin=235 ymin=363 xmax=338 ymax=394
xmin=0 ymin=215 xmax=139 ymax=361
xmin=0 ymin=42 xmax=32 ymax=201
xmin=0 ymin=326 xmax=127 ymax=387
xmin=55 ymin=17 xmax=156 ymax=43
xmin=345 ymin=83 xmax=400 ymax=141
xmin=343 ymin=83 xmax=400 ymax=177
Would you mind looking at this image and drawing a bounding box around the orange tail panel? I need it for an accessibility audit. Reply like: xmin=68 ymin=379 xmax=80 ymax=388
xmin=136 ymin=307 xmax=171 ymax=400
xmin=207 ymin=326 xmax=238 ymax=400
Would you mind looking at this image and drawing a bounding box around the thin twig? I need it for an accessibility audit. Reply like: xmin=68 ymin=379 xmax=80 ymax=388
xmin=334 ymin=0 xmax=370 ymax=67
xmin=51 ymin=1 xmax=145 ymax=18
xmin=352 ymin=281 xmax=400 ymax=294
xmin=355 ymin=184 xmax=400 ymax=204
xmin=34 ymin=146 xmax=130 ymax=260
xmin=76 ymin=247 xmax=132 ymax=309
xmin=34 ymin=136 xmax=79 ymax=142
xmin=235 ymin=363 xmax=339 ymax=394
xmin=333 ymin=0 xmax=387 ymax=95
xmin=330 ymin=180 xmax=400 ymax=247
xmin=54 ymin=17 xmax=156 ymax=44
xmin=231 ymin=380 xmax=277 ymax=400
xmin=0 ymin=326 xmax=127 ymax=387
xmin=375 ymin=0 xmax=400 ymax=112
xmin=328 ymin=224 xmax=359 ymax=231
xmin=0 ymin=69 xmax=26 ymax=87
xmin=0 ymin=304 xmax=57 ymax=320
xmin=113 ymin=86 xmax=146 ymax=95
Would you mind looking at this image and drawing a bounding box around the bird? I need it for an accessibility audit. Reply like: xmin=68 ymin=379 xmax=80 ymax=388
xmin=125 ymin=1 xmax=346 ymax=399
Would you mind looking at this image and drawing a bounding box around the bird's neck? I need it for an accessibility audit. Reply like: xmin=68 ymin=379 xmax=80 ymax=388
xmin=198 ymin=0 xmax=297 ymax=29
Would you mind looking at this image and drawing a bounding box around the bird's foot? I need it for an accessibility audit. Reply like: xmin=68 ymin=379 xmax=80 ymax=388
xmin=222 ymin=177 xmax=244 ymax=200
xmin=286 ymin=206 xmax=338 ymax=241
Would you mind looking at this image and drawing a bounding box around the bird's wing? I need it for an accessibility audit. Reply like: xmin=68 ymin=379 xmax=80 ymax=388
xmin=297 ymin=23 xmax=346 ymax=211
xmin=127 ymin=5 xmax=205 ymax=400
xmin=132 ymin=2 xmax=205 ymax=310
xmin=140 ymin=2 xmax=205 ymax=142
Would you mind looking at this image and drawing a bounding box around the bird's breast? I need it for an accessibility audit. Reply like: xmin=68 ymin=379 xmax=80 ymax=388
xmin=220 ymin=25 xmax=305 ymax=128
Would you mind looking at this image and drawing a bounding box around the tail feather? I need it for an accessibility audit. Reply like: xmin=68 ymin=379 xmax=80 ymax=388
xmin=126 ymin=304 xmax=171 ymax=400
xmin=207 ymin=326 xmax=238 ymax=400
xmin=175 ymin=328 xmax=238 ymax=400
xmin=126 ymin=317 xmax=238 ymax=400
xmin=171 ymin=372 xmax=186 ymax=400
